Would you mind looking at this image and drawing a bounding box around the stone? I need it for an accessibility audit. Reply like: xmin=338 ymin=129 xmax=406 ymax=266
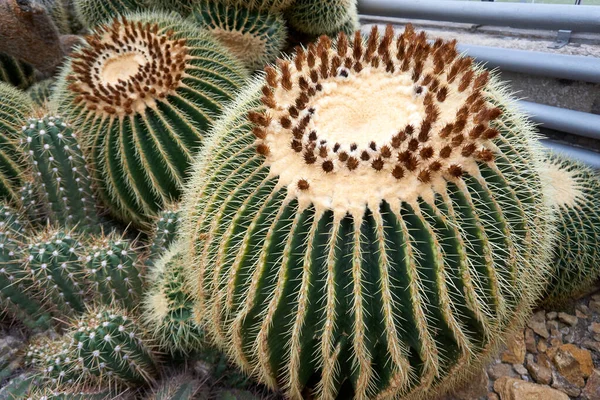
xmin=529 ymin=311 xmax=550 ymax=339
xmin=527 ymin=359 xmax=553 ymax=385
xmin=514 ymin=364 xmax=528 ymax=376
xmin=525 ymin=328 xmax=538 ymax=354
xmin=590 ymin=323 xmax=600 ymax=335
xmin=583 ymin=369 xmax=600 ymax=400
xmin=547 ymin=320 xmax=559 ymax=332
xmin=538 ymin=338 xmax=548 ymax=353
xmin=564 ymin=332 xmax=575 ymax=344
xmin=577 ymin=310 xmax=588 ymax=319
xmin=559 ymin=327 xmax=570 ymax=335
xmin=582 ymin=340 xmax=600 ymax=353
xmin=450 ymin=369 xmax=489 ymax=400
xmin=489 ymin=363 xmax=517 ymax=380
xmin=488 ymin=393 xmax=500 ymax=400
xmin=494 ymin=376 xmax=569 ymax=400
xmin=558 ymin=312 xmax=578 ymax=326
xmin=547 ymin=311 xmax=558 ymax=320
xmin=553 ymin=344 xmax=594 ymax=388
xmin=552 ymin=371 xmax=582 ymax=397
xmin=576 ymin=303 xmax=590 ymax=316
xmin=502 ymin=333 xmax=526 ymax=365
xmin=546 ymin=338 xmax=563 ymax=360
xmin=595 ymin=334 xmax=600 ymax=342
xmin=589 ymin=300 xmax=600 ymax=314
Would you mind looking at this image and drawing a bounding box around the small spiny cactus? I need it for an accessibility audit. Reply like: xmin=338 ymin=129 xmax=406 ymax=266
xmin=22 ymin=229 xmax=87 ymax=316
xmin=541 ymin=154 xmax=600 ymax=304
xmin=52 ymin=12 xmax=249 ymax=229
xmin=20 ymin=116 xmax=99 ymax=233
xmin=147 ymin=205 xmax=180 ymax=262
xmin=181 ymin=25 xmax=554 ymax=399
xmin=25 ymin=336 xmax=82 ymax=387
xmin=143 ymin=243 xmax=204 ymax=355
xmin=0 ymin=82 xmax=34 ymax=208
xmin=0 ymin=204 xmax=52 ymax=329
xmin=69 ymin=307 xmax=158 ymax=387
xmin=83 ymin=234 xmax=144 ymax=311
xmin=213 ymin=0 xmax=295 ymax=12
xmin=191 ymin=1 xmax=287 ymax=71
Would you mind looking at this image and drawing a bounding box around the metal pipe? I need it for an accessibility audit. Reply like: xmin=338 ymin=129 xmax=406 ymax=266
xmin=456 ymin=44 xmax=600 ymax=84
xmin=358 ymin=0 xmax=600 ymax=33
xmin=541 ymin=140 xmax=600 ymax=169
xmin=518 ymin=101 xmax=600 ymax=141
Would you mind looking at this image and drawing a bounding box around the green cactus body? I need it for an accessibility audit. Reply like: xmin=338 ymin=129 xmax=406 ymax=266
xmin=53 ymin=12 xmax=248 ymax=229
xmin=21 ymin=116 xmax=99 ymax=233
xmin=148 ymin=205 xmax=180 ymax=262
xmin=22 ymin=230 xmax=87 ymax=316
xmin=18 ymin=179 xmax=44 ymax=225
xmin=145 ymin=374 xmax=204 ymax=400
xmin=74 ymin=0 xmax=146 ymax=28
xmin=0 ymin=82 xmax=34 ymax=208
xmin=213 ymin=0 xmax=294 ymax=12
xmin=25 ymin=388 xmax=123 ymax=400
xmin=0 ymin=375 xmax=36 ymax=400
xmin=191 ymin=1 xmax=287 ymax=71
xmin=143 ymin=243 xmax=204 ymax=355
xmin=286 ymin=0 xmax=356 ymax=36
xmin=181 ymin=26 xmax=554 ymax=399
xmin=28 ymin=80 xmax=56 ymax=107
xmin=70 ymin=308 xmax=158 ymax=387
xmin=0 ymin=205 xmax=51 ymax=329
xmin=541 ymin=154 xmax=600 ymax=304
xmin=25 ymin=336 xmax=82 ymax=387
xmin=84 ymin=235 xmax=143 ymax=310
xmin=0 ymin=54 xmax=36 ymax=90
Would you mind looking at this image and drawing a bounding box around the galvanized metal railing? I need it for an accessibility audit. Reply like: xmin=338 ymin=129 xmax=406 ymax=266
xmin=358 ymin=0 xmax=600 ymax=167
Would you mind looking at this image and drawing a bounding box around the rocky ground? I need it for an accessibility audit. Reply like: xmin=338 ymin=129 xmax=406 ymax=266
xmin=446 ymin=288 xmax=600 ymax=400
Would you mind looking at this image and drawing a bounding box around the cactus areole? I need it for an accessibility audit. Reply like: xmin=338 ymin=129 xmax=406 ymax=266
xmin=183 ymin=26 xmax=552 ymax=399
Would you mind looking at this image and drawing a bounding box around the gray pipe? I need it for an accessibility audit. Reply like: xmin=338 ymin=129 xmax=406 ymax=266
xmin=518 ymin=101 xmax=600 ymax=141
xmin=456 ymin=45 xmax=600 ymax=84
xmin=541 ymin=141 xmax=600 ymax=169
xmin=358 ymin=0 xmax=600 ymax=33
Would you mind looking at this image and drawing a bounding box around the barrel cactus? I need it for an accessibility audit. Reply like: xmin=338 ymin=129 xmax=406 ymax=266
xmin=0 ymin=82 xmax=34 ymax=208
xmin=20 ymin=115 xmax=99 ymax=233
xmin=74 ymin=0 xmax=146 ymax=28
xmin=52 ymin=12 xmax=248 ymax=229
xmin=181 ymin=26 xmax=554 ymax=399
xmin=286 ymin=0 xmax=357 ymax=36
xmin=0 ymin=53 xmax=36 ymax=90
xmin=541 ymin=154 xmax=600 ymax=304
xmin=143 ymin=243 xmax=204 ymax=355
xmin=214 ymin=0 xmax=294 ymax=12
xmin=191 ymin=1 xmax=287 ymax=71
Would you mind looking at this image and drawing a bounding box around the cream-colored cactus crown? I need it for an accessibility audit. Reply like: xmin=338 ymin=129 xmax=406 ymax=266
xmin=251 ymin=25 xmax=504 ymax=217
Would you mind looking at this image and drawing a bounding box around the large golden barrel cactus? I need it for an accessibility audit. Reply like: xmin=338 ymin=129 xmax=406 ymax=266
xmin=181 ymin=26 xmax=554 ymax=399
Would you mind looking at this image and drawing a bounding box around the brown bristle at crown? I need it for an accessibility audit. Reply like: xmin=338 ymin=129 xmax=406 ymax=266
xmin=297 ymin=179 xmax=310 ymax=190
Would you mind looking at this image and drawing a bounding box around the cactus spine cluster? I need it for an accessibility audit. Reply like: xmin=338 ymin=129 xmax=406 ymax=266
xmin=53 ymin=12 xmax=248 ymax=229
xmin=0 ymin=82 xmax=34 ymax=208
xmin=192 ymin=1 xmax=287 ymax=71
xmin=181 ymin=26 xmax=554 ymax=399
xmin=143 ymin=243 xmax=204 ymax=355
xmin=84 ymin=235 xmax=144 ymax=310
xmin=20 ymin=116 xmax=99 ymax=233
xmin=541 ymin=154 xmax=600 ymax=304
xmin=0 ymin=53 xmax=36 ymax=90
